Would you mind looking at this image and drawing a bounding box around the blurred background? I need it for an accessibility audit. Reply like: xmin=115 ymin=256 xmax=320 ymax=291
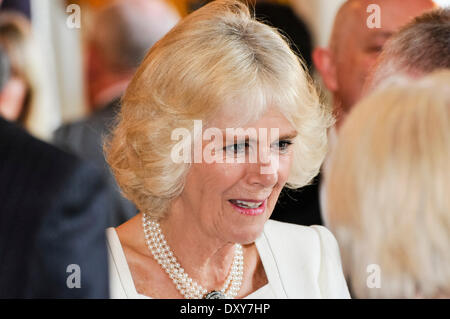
xmin=1 ymin=0 xmax=448 ymax=140
xmin=0 ymin=0 xmax=356 ymax=141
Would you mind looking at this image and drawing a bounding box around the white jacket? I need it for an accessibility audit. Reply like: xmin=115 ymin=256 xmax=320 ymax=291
xmin=106 ymin=219 xmax=350 ymax=299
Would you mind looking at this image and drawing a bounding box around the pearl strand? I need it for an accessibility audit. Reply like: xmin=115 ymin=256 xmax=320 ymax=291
xmin=142 ymin=213 xmax=244 ymax=299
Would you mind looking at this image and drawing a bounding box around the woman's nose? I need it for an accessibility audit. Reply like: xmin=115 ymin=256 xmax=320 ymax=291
xmin=246 ymin=153 xmax=279 ymax=188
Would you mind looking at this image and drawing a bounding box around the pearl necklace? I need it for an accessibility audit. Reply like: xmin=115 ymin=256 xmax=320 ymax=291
xmin=142 ymin=213 xmax=244 ymax=299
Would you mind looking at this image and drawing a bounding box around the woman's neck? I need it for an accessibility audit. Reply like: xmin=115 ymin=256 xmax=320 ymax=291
xmin=158 ymin=209 xmax=237 ymax=291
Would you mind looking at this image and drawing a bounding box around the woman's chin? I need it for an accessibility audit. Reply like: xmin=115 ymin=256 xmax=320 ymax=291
xmin=222 ymin=199 xmax=274 ymax=244
xmin=228 ymin=221 xmax=266 ymax=245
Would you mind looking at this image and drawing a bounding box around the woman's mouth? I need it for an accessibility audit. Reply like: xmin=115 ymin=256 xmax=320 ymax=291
xmin=229 ymin=199 xmax=266 ymax=216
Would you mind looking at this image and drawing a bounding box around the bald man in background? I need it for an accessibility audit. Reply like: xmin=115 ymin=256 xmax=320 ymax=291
xmin=313 ymin=0 xmax=435 ymax=129
xmin=272 ymin=0 xmax=435 ymax=226
xmin=54 ymin=0 xmax=180 ymax=227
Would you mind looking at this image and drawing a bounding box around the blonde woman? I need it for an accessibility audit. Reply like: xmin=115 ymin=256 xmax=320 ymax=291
xmin=104 ymin=0 xmax=349 ymax=299
xmin=325 ymin=71 xmax=450 ymax=298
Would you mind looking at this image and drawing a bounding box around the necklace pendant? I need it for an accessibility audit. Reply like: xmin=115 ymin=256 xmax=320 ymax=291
xmin=204 ymin=290 xmax=227 ymax=299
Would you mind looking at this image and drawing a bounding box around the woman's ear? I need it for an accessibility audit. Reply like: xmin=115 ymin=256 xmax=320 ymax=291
xmin=312 ymin=47 xmax=338 ymax=93
xmin=0 ymin=77 xmax=27 ymax=122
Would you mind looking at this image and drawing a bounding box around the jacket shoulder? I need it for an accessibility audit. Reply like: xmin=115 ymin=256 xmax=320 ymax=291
xmin=260 ymin=220 xmax=350 ymax=298
xmin=263 ymin=219 xmax=321 ymax=246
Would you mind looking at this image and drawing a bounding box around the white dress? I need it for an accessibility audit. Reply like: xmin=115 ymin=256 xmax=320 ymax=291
xmin=106 ymin=219 xmax=350 ymax=299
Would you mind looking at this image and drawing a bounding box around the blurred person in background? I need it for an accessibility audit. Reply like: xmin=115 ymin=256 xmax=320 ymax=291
xmin=366 ymin=7 xmax=450 ymax=92
xmin=313 ymin=0 xmax=435 ymax=129
xmin=328 ymin=8 xmax=450 ymax=289
xmin=0 ymin=47 xmax=110 ymax=298
xmin=273 ymin=0 xmax=435 ymax=228
xmin=279 ymin=0 xmax=437 ymax=227
xmin=54 ymin=0 xmax=180 ymax=227
xmin=326 ymin=7 xmax=449 ymax=292
xmin=324 ymin=7 xmax=450 ymax=228
xmin=325 ymin=70 xmax=450 ymax=298
xmin=0 ymin=0 xmax=30 ymax=19
xmin=0 ymin=11 xmax=34 ymax=127
xmin=0 ymin=1 xmax=60 ymax=141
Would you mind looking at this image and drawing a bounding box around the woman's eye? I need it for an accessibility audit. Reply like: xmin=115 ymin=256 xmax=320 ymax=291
xmin=224 ymin=142 xmax=248 ymax=154
xmin=273 ymin=140 xmax=293 ymax=153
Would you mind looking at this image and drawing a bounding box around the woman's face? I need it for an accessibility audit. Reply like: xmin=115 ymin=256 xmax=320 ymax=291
xmin=177 ymin=107 xmax=297 ymax=244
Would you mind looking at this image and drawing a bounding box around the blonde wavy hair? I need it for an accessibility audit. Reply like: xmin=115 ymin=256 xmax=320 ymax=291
xmin=105 ymin=0 xmax=332 ymax=219
xmin=326 ymin=70 xmax=450 ymax=298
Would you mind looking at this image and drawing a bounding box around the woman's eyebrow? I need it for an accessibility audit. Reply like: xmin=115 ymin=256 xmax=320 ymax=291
xmin=220 ymin=130 xmax=298 ymax=141
xmin=278 ymin=132 xmax=298 ymax=140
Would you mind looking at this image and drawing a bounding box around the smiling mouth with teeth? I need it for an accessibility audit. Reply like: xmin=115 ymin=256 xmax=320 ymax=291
xmin=229 ymin=199 xmax=264 ymax=209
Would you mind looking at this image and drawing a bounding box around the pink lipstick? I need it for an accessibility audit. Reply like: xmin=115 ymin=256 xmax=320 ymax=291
xmin=229 ymin=199 xmax=267 ymax=216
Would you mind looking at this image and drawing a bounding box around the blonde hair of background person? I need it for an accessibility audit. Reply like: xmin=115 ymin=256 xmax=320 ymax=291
xmin=325 ymin=70 xmax=450 ymax=298
xmin=105 ymin=0 xmax=332 ymax=220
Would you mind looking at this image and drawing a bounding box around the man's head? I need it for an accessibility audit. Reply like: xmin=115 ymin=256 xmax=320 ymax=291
xmin=86 ymin=0 xmax=180 ymax=108
xmin=313 ymin=0 xmax=435 ymax=128
xmin=366 ymin=7 xmax=450 ymax=92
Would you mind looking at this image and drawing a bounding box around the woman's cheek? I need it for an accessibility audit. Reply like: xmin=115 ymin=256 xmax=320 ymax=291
xmin=277 ymin=154 xmax=293 ymax=183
